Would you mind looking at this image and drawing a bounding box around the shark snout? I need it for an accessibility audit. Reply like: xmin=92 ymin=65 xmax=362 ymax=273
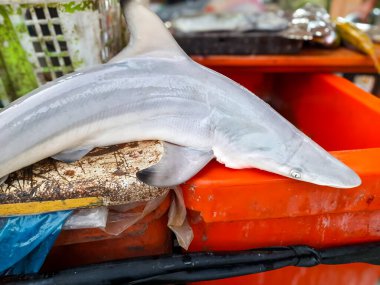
xmin=285 ymin=140 xmax=361 ymax=189
xmin=313 ymin=161 xmax=361 ymax=189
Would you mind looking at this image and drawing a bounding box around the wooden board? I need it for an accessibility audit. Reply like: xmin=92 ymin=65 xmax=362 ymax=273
xmin=0 ymin=141 xmax=169 ymax=216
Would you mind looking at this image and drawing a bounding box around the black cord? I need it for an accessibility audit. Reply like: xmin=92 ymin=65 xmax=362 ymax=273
xmin=320 ymin=242 xmax=380 ymax=265
xmin=3 ymin=243 xmax=380 ymax=285
xmin=129 ymin=258 xmax=298 ymax=284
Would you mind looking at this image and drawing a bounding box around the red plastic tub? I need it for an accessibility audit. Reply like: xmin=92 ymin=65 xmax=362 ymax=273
xmin=182 ymin=72 xmax=380 ymax=284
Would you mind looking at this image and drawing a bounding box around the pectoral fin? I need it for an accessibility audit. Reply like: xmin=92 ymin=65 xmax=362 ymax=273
xmin=137 ymin=142 xmax=213 ymax=187
xmin=52 ymin=147 xmax=92 ymax=163
xmin=0 ymin=174 xmax=8 ymax=185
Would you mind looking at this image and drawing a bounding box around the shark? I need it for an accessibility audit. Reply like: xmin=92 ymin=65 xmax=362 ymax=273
xmin=0 ymin=0 xmax=361 ymax=188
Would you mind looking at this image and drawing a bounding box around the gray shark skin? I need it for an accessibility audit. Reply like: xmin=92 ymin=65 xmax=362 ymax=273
xmin=0 ymin=1 xmax=361 ymax=188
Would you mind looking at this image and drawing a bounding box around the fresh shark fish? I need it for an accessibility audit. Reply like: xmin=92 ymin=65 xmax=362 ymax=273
xmin=0 ymin=0 xmax=361 ymax=188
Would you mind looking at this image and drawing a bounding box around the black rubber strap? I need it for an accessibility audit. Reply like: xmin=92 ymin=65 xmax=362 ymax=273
xmin=289 ymin=245 xmax=321 ymax=267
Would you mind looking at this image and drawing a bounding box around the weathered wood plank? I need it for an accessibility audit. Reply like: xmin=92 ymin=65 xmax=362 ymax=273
xmin=0 ymin=141 xmax=169 ymax=216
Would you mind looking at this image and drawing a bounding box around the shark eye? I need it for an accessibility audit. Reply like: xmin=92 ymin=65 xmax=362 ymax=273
xmin=290 ymin=169 xmax=302 ymax=179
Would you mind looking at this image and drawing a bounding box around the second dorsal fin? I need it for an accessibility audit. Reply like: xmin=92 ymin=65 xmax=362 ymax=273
xmin=110 ymin=0 xmax=188 ymax=62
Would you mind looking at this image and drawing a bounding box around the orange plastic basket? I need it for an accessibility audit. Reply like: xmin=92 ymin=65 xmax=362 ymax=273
xmin=182 ymin=72 xmax=380 ymax=284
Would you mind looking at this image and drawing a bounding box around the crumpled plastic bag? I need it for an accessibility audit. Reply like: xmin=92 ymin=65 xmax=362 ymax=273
xmin=103 ymin=190 xmax=171 ymax=235
xmin=63 ymin=207 xmax=108 ymax=230
xmin=102 ymin=187 xmax=193 ymax=250
xmin=167 ymin=187 xmax=193 ymax=250
xmin=0 ymin=211 xmax=72 ymax=275
xmin=62 ymin=188 xmax=194 ymax=249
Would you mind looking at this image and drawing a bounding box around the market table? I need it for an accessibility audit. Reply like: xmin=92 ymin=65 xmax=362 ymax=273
xmin=193 ymin=45 xmax=380 ymax=73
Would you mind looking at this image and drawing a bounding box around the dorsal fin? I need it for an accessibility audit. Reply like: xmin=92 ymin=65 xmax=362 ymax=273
xmin=110 ymin=0 xmax=187 ymax=62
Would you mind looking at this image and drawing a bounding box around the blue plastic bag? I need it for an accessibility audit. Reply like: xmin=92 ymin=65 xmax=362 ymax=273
xmin=0 ymin=211 xmax=72 ymax=275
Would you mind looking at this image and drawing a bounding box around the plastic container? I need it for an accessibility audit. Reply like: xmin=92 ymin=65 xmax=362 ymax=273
xmin=41 ymin=196 xmax=172 ymax=271
xmin=0 ymin=0 xmax=124 ymax=101
xmin=174 ymin=31 xmax=303 ymax=55
xmin=182 ymin=72 xmax=380 ymax=284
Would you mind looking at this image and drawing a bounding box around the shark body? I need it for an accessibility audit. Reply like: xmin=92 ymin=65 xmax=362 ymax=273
xmin=0 ymin=1 xmax=361 ymax=188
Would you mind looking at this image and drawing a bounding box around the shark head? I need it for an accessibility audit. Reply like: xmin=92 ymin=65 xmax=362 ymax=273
xmin=246 ymin=133 xmax=361 ymax=188
xmin=276 ymin=135 xmax=362 ymax=188
xmin=210 ymin=81 xmax=361 ymax=189
xmin=213 ymin=118 xmax=361 ymax=188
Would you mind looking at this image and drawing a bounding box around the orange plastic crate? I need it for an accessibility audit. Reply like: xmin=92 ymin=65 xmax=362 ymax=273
xmin=182 ymin=72 xmax=380 ymax=284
